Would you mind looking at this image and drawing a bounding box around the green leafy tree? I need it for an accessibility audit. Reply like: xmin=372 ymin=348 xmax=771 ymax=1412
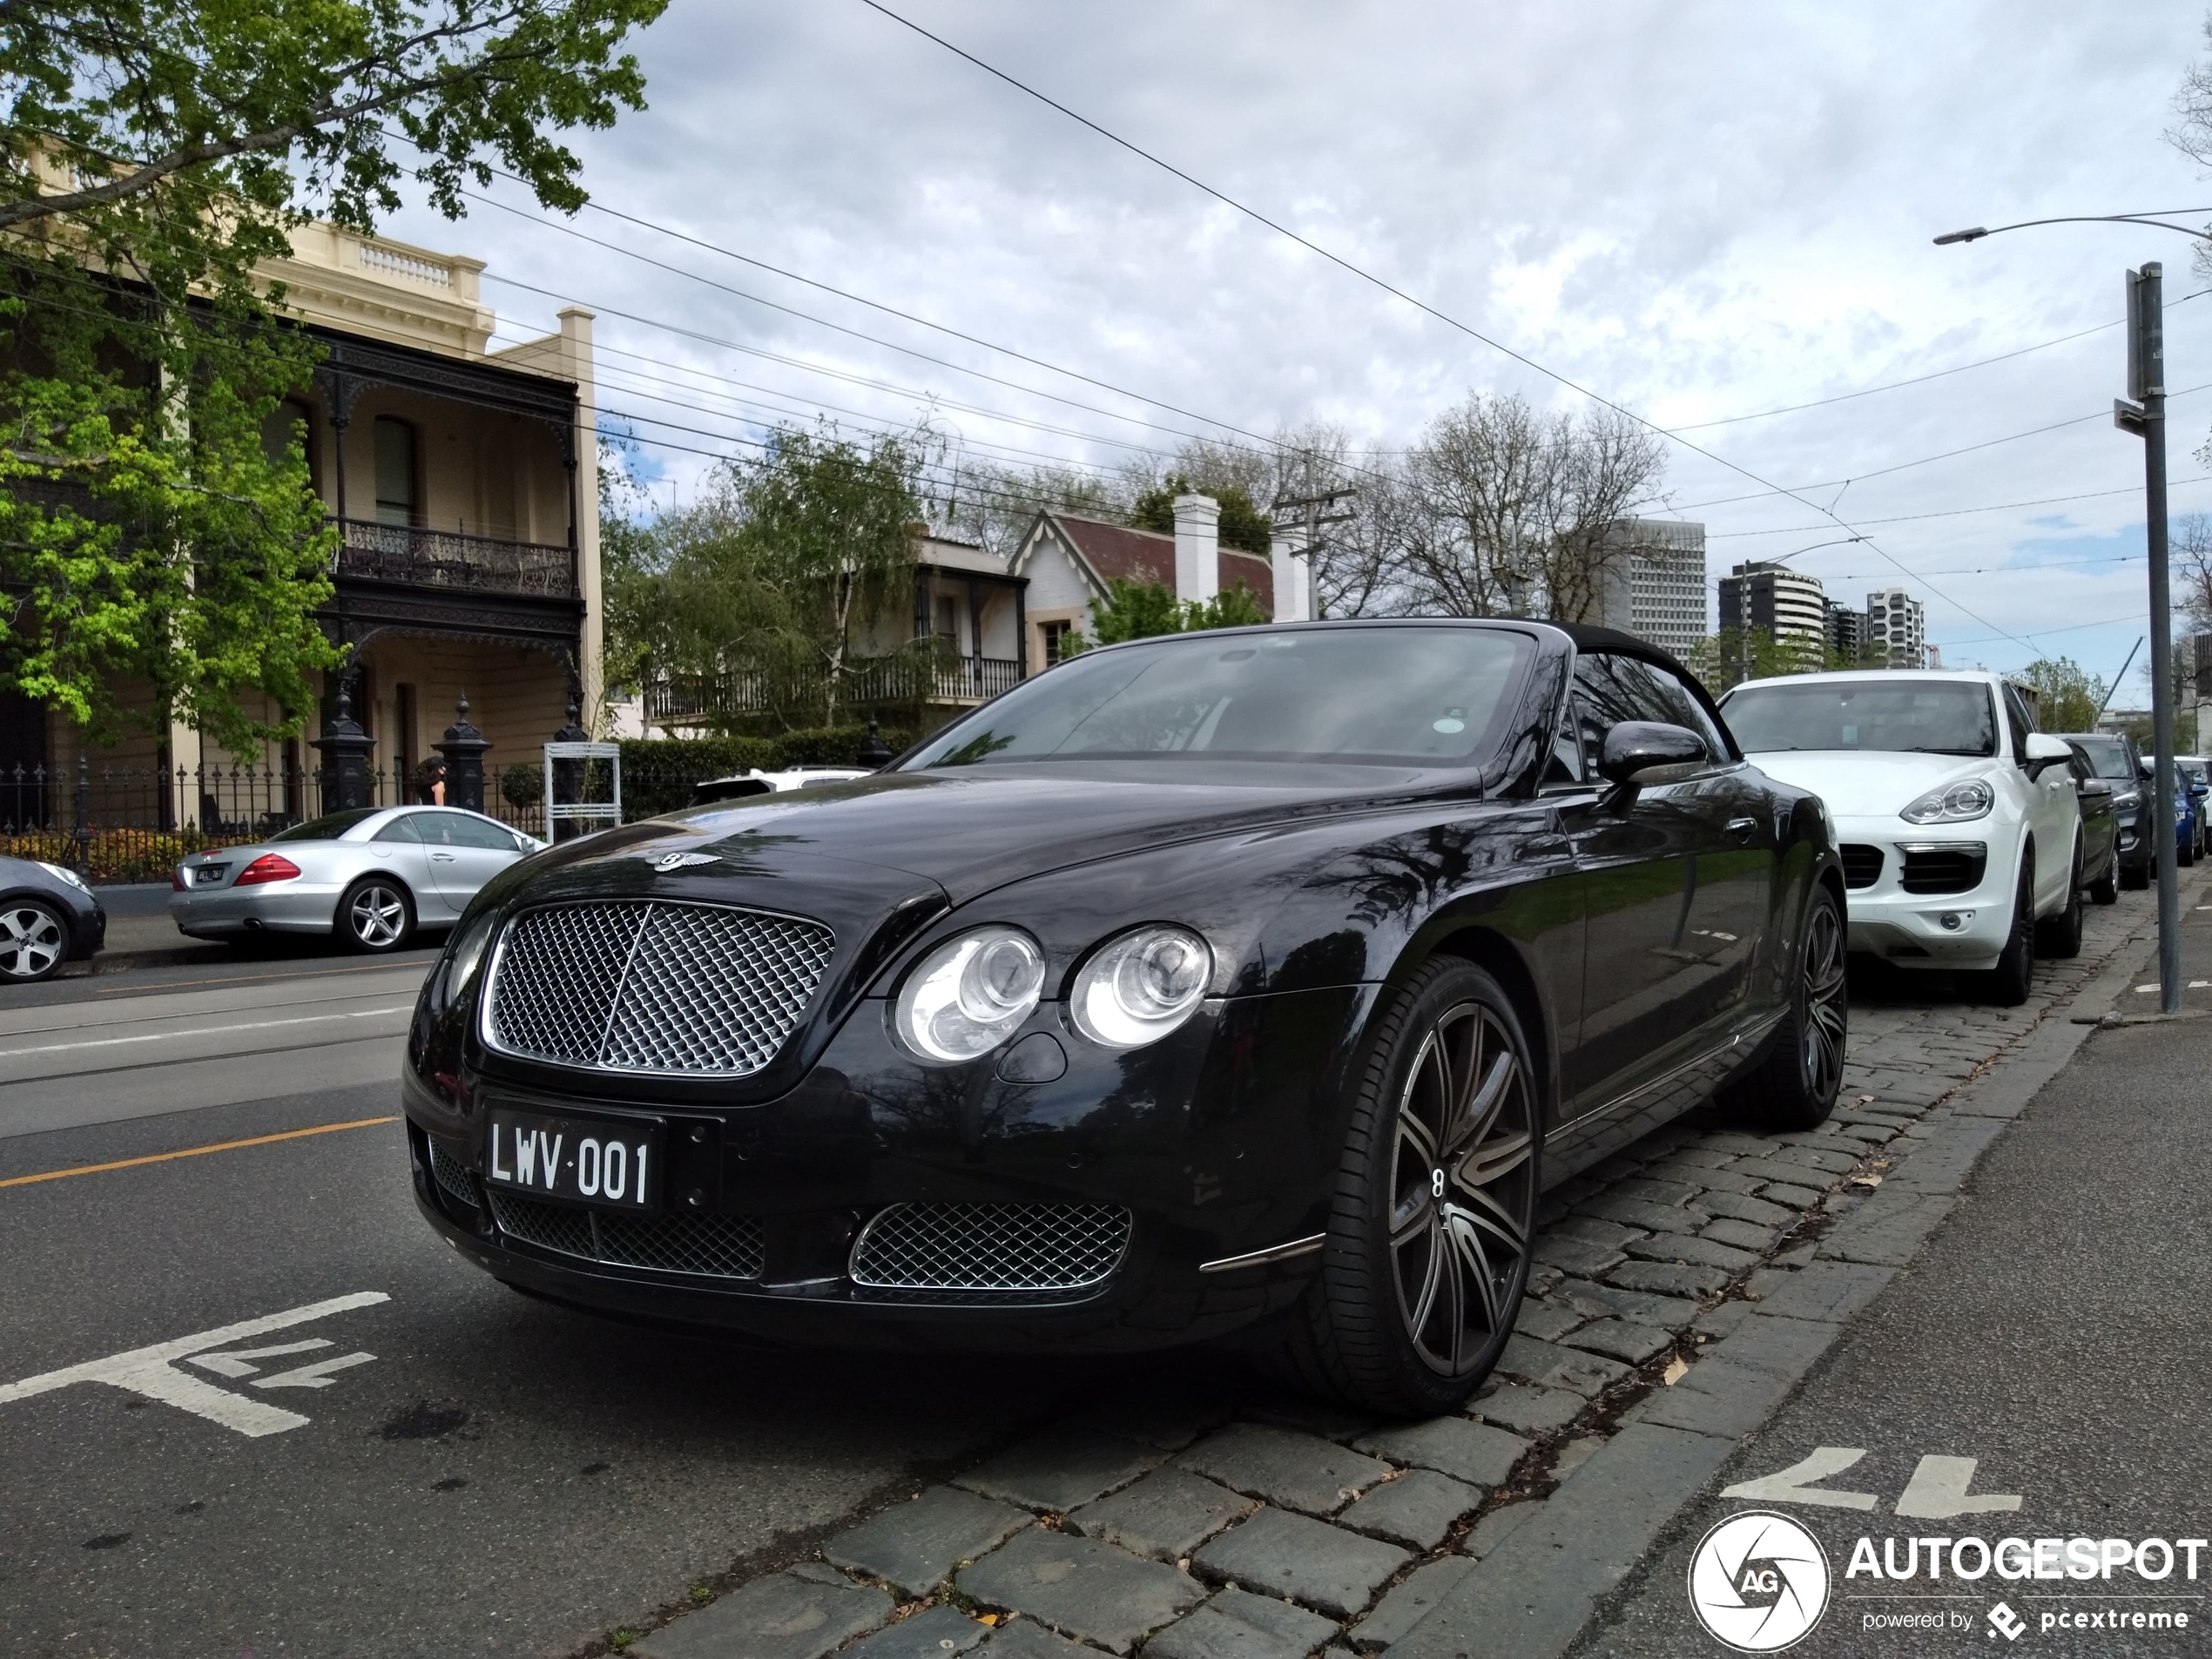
xmin=0 ymin=0 xmax=668 ymax=751
xmin=1130 ymin=473 xmax=1275 ymax=556
xmin=1685 ymin=628 xmax=1819 ymax=693
xmin=612 ymin=426 xmax=927 ymax=729
xmin=1083 ymin=577 xmax=1269 ymax=648
xmin=2016 ymin=658 xmax=2108 ymax=735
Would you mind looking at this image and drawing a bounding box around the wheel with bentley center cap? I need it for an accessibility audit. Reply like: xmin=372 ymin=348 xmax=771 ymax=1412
xmin=1262 ymin=956 xmax=1538 ymax=1416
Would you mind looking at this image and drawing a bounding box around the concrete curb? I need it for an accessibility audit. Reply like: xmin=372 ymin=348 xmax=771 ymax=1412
xmin=1386 ymin=888 xmax=2196 ymax=1659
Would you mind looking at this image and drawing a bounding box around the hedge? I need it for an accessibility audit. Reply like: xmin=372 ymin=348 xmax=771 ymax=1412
xmin=613 ymin=725 xmax=917 ymax=821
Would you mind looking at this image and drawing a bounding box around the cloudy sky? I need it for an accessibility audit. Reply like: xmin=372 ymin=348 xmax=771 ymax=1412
xmin=381 ymin=0 xmax=2212 ymax=698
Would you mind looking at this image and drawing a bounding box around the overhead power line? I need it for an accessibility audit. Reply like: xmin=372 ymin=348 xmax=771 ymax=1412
xmin=852 ymin=0 xmax=2036 ymax=651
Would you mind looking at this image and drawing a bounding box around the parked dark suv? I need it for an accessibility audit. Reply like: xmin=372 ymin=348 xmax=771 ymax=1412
xmin=2054 ymin=732 xmax=2149 ymax=889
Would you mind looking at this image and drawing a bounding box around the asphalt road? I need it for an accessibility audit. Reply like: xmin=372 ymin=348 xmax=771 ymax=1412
xmin=0 ymin=956 xmax=1103 ymax=1658
xmin=1574 ymin=908 xmax=2212 ymax=1658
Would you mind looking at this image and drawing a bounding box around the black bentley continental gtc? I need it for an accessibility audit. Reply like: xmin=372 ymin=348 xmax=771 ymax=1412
xmin=404 ymin=620 xmax=1845 ymax=1414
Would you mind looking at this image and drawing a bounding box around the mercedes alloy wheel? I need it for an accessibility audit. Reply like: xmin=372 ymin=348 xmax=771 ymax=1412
xmin=341 ymin=879 xmax=415 ymax=953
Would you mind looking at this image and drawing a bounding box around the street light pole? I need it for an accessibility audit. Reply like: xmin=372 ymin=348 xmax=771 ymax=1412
xmin=1937 ymin=217 xmax=2203 ymax=1014
xmin=2118 ymin=263 xmax=2183 ymax=1012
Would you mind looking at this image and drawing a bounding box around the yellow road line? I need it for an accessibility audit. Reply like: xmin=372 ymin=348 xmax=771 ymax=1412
xmin=0 ymin=1116 xmax=400 ymax=1189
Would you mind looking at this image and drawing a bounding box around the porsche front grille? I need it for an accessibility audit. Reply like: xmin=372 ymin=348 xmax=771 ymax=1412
xmin=483 ymin=900 xmax=833 ymax=1076
xmin=1839 ymin=844 xmax=1884 ymax=889
xmin=848 ymin=1202 xmax=1132 ymax=1297
xmin=487 ymin=1191 xmax=766 ymax=1279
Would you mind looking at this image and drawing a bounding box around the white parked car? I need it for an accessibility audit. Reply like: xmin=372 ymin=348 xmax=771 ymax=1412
xmin=1717 ymin=670 xmax=2082 ymax=1005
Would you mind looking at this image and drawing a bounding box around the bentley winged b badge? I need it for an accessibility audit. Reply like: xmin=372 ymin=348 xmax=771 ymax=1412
xmin=652 ymin=851 xmax=719 ymax=871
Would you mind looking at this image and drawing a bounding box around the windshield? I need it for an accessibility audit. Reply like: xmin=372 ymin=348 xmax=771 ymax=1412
xmin=1720 ymin=680 xmax=1998 ymax=758
xmin=270 ymin=807 xmax=384 ymax=842
xmin=900 ymin=626 xmax=1535 ymax=771
xmin=2060 ymin=736 xmax=2134 ymax=781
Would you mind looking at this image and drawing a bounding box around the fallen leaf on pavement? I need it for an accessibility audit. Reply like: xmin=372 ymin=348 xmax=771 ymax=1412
xmin=1662 ymin=1355 xmax=1689 ymax=1386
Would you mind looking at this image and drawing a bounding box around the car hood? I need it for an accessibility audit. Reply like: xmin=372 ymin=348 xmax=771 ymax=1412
xmin=523 ymin=764 xmax=1461 ymax=908
xmin=1741 ymin=749 xmax=1999 ymax=820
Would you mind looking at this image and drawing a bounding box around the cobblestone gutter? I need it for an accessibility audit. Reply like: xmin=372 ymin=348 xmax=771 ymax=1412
xmin=598 ymin=883 xmax=2190 ymax=1659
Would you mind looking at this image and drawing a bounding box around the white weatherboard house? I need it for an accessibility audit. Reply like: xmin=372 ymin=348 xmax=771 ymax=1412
xmin=1012 ymin=493 xmax=1315 ymax=667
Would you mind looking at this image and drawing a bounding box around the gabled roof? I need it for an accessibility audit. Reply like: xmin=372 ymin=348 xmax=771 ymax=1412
xmin=1015 ymin=510 xmax=1274 ymax=619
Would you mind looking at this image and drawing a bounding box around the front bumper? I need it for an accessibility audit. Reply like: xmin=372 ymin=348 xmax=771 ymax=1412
xmin=169 ymin=882 xmax=344 ymax=937
xmin=402 ymin=982 xmax=1375 ymax=1352
xmin=1835 ymin=822 xmax=2015 ymax=969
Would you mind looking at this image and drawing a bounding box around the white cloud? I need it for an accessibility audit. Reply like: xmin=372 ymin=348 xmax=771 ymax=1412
xmin=381 ymin=0 xmax=2212 ymax=681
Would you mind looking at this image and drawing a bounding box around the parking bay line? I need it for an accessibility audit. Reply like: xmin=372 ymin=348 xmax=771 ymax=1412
xmin=0 ymin=1002 xmax=415 ymax=1061
xmin=0 ymin=1116 xmax=399 ymax=1189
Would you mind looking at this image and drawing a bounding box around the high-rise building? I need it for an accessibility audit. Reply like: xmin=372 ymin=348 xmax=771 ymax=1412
xmin=1595 ymin=518 xmax=1708 ymax=658
xmin=1865 ymin=587 xmax=1925 ymax=668
xmin=1719 ymin=562 xmax=1828 ymax=660
xmin=1826 ymin=600 xmax=1865 ymax=663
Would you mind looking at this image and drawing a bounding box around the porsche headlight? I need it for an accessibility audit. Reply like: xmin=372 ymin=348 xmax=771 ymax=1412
xmin=1898 ymin=780 xmax=1993 ymax=825
xmin=1071 ymin=925 xmax=1213 ymax=1049
xmin=895 ymin=927 xmax=1046 ymax=1062
xmin=36 ymin=860 xmax=91 ymax=894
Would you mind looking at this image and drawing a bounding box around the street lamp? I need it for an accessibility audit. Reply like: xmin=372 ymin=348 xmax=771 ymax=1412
xmin=1936 ymin=212 xmax=2209 ymax=1013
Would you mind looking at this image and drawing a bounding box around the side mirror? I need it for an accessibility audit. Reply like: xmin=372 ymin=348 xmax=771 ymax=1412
xmin=2023 ymin=732 xmax=2072 ymax=778
xmin=1597 ymin=721 xmax=1709 ymax=786
xmin=2079 ymin=777 xmax=2113 ymax=799
xmin=2139 ymin=757 xmax=2156 ymax=780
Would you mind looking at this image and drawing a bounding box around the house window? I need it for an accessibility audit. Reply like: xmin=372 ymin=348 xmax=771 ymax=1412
xmin=1041 ymin=620 xmax=1074 ymax=664
xmin=934 ymin=594 xmax=959 ymax=649
xmin=373 ymin=416 xmax=417 ymax=526
xmin=261 ymin=397 xmax=319 ymax=496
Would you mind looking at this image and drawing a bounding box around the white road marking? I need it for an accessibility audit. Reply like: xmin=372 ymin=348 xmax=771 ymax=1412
xmin=1720 ymin=1446 xmax=1880 ymax=1510
xmin=254 ymin=1352 xmax=375 ymax=1390
xmin=1894 ymin=1454 xmax=2021 ymax=1518
xmin=185 ymin=1339 xmax=334 ymax=1378
xmin=0 ymin=1005 xmax=414 ymax=1062
xmin=0 ymin=1291 xmax=388 ymax=1437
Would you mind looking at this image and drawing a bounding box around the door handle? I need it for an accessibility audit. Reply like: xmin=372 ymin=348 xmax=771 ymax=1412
xmin=431 ymin=852 xmax=455 ymax=861
xmin=1726 ymin=817 xmax=1758 ymax=842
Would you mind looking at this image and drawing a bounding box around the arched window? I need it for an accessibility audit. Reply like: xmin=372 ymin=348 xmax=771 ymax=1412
xmin=373 ymin=416 xmax=417 ymax=526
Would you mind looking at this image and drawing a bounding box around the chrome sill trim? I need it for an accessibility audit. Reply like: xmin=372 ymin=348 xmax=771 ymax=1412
xmin=1198 ymin=1232 xmax=1327 ymax=1274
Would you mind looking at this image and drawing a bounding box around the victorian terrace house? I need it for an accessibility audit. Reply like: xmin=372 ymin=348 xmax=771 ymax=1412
xmin=3 ymin=220 xmax=604 ymax=840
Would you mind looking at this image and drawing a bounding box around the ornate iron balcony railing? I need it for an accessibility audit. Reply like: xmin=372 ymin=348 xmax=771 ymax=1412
xmin=646 ymin=655 xmax=1023 ymax=724
xmin=332 ymin=517 xmax=577 ymax=599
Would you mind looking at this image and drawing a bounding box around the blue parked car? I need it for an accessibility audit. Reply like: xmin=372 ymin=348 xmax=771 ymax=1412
xmin=2179 ymin=757 xmax=2210 ymax=866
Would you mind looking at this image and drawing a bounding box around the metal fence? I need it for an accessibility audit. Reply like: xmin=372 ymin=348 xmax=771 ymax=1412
xmin=0 ymin=758 xmax=802 ymax=883
xmin=646 ymin=653 xmax=1020 ymax=726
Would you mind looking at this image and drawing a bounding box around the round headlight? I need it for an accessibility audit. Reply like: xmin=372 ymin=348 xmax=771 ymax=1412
xmin=895 ymin=927 xmax=1047 ymax=1063
xmin=1071 ymin=925 xmax=1214 ymax=1049
xmin=1898 ymin=779 xmax=1994 ymax=824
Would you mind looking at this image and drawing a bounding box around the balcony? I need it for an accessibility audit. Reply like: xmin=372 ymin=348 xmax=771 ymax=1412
xmin=331 ymin=517 xmax=577 ymax=599
xmin=648 ymin=654 xmax=1023 ymax=725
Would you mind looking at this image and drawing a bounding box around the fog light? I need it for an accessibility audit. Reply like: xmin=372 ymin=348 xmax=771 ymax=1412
xmin=1939 ymin=912 xmax=1965 ymax=931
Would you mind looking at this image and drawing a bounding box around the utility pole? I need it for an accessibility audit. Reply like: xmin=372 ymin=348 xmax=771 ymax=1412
xmin=1271 ymin=484 xmax=1355 ymax=617
xmin=2114 ymin=261 xmax=2182 ymax=1013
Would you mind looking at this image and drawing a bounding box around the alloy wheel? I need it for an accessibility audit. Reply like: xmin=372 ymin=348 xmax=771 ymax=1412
xmin=349 ymin=884 xmax=408 ymax=948
xmin=1800 ymin=896 xmax=1847 ymax=1100
xmin=0 ymin=902 xmax=64 ymax=980
xmin=1387 ymin=1001 xmax=1535 ymax=1377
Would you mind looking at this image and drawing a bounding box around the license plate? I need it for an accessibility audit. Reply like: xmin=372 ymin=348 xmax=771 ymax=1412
xmin=193 ymin=865 xmax=226 ymax=885
xmin=485 ymin=1108 xmax=662 ymax=1212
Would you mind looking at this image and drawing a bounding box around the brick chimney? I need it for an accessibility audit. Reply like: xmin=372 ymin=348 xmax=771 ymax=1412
xmin=1172 ymin=493 xmax=1219 ymax=604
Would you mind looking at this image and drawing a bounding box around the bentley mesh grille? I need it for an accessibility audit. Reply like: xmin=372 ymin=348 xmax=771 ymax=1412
xmin=484 ymin=900 xmax=833 ymax=1076
xmin=848 ymin=1202 xmax=1132 ymax=1295
xmin=428 ymin=1138 xmax=478 ymax=1208
xmin=1839 ymin=844 xmax=1884 ymax=890
xmin=487 ymin=1191 xmax=765 ymax=1279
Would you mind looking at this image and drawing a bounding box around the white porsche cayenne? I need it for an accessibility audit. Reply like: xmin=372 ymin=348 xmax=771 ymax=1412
xmin=1718 ymin=670 xmax=2083 ymax=1005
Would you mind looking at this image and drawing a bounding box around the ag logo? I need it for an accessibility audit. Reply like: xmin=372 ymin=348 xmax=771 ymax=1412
xmin=652 ymin=851 xmax=718 ymax=871
xmin=1688 ymin=1511 xmax=1830 ymax=1651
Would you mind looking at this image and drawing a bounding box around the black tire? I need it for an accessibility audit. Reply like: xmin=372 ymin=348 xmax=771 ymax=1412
xmin=338 ymin=877 xmax=415 ymax=953
xmin=0 ymin=898 xmax=69 ymax=983
xmin=2122 ymin=850 xmax=2150 ymax=891
xmin=1720 ymin=883 xmax=1847 ymax=1132
xmin=1263 ymin=958 xmax=1539 ymax=1417
xmin=1966 ymin=857 xmax=2034 ymax=1007
xmin=2088 ymin=856 xmax=2119 ymax=906
xmin=2182 ymin=827 xmax=2198 ymax=868
xmin=2035 ymin=843 xmax=2084 ymax=959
